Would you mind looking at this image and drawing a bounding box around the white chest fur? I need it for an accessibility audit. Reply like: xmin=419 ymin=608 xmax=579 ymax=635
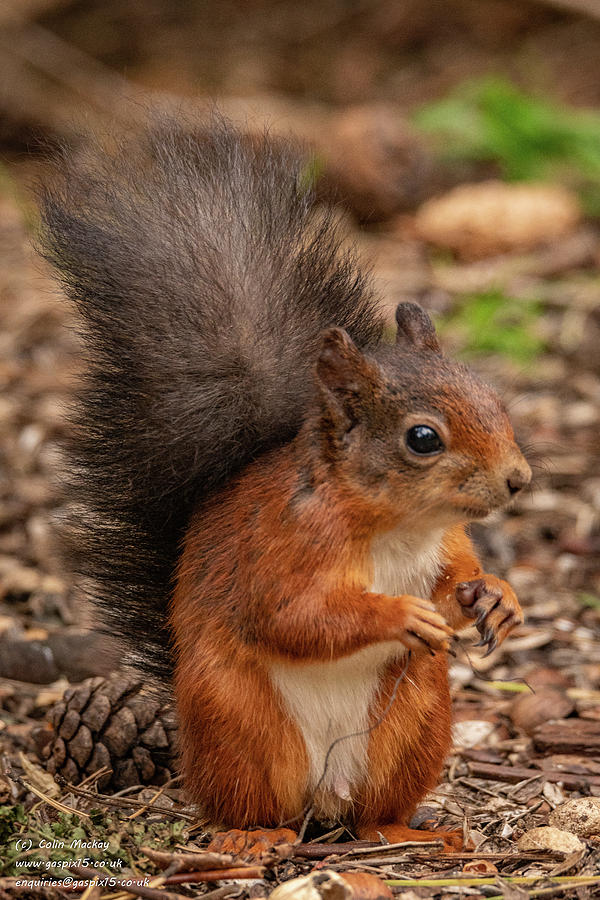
xmin=269 ymin=526 xmax=444 ymax=808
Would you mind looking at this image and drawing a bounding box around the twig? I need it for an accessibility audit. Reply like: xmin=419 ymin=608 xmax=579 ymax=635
xmin=200 ymin=888 xmax=243 ymax=900
xmin=467 ymin=760 xmax=600 ymax=790
xmin=140 ymin=847 xmax=237 ymax=873
xmin=69 ymin=867 xmax=186 ymax=900
xmin=385 ymin=875 xmax=600 ymax=888
xmin=164 ymin=867 xmax=266 ymax=884
xmin=291 ymin=839 xmax=446 ymax=860
xmin=486 ymin=878 xmax=600 ymax=900
xmin=11 ymin=771 xmax=91 ymax=819
xmin=77 ymin=766 xmax=112 ymax=790
xmin=127 ymin=778 xmax=180 ymax=820
xmin=296 ymin=806 xmax=314 ymax=844
xmin=80 ymin=881 xmax=101 ymax=900
xmin=54 ymin=776 xmax=197 ymax=821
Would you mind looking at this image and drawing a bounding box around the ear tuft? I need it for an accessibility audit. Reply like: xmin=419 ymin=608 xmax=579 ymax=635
xmin=395 ymin=302 xmax=441 ymax=353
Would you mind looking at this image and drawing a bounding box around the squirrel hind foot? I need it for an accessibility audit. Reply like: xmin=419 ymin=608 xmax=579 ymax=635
xmin=356 ymin=824 xmax=465 ymax=852
xmin=206 ymin=827 xmax=297 ymax=861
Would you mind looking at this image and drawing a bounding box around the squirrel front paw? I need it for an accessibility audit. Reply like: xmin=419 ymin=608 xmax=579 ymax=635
xmin=456 ymin=575 xmax=523 ymax=656
xmin=398 ymin=596 xmax=453 ymax=653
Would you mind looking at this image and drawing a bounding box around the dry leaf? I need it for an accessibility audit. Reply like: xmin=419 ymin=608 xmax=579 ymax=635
xmin=463 ymin=859 xmax=499 ymax=874
xmin=517 ymin=826 xmax=585 ymax=853
xmin=337 ymin=872 xmax=394 ymax=900
xmin=415 ymin=181 xmax=580 ymax=259
xmin=18 ymin=751 xmax=60 ymax=798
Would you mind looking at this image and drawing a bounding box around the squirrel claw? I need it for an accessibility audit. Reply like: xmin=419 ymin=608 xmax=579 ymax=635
xmin=482 ymin=635 xmax=498 ymax=657
xmin=474 ymin=625 xmax=496 ymax=648
xmin=456 ymin=575 xmax=523 ymax=653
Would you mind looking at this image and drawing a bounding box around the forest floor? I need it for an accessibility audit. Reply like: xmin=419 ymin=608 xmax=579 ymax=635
xmin=1 ymin=114 xmax=600 ymax=899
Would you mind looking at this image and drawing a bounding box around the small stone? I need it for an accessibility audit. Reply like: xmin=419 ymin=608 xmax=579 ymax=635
xmin=0 ymin=637 xmax=59 ymax=683
xmin=322 ymin=105 xmax=431 ymax=222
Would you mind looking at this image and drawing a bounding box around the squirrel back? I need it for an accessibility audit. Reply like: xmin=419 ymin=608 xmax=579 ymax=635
xmin=40 ymin=116 xmax=384 ymax=679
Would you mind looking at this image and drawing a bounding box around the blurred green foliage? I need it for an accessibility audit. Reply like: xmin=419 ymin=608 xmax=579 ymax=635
xmin=440 ymin=289 xmax=545 ymax=363
xmin=414 ymin=78 xmax=600 ymax=214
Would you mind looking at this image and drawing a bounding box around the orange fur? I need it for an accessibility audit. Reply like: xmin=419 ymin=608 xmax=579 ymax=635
xmin=172 ymin=427 xmax=525 ymax=836
xmin=355 ymin=653 xmax=451 ymax=829
xmin=433 ymin=525 xmax=523 ymax=639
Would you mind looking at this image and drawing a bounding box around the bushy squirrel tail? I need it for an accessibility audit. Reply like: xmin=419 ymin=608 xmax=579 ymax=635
xmin=39 ymin=116 xmax=384 ymax=679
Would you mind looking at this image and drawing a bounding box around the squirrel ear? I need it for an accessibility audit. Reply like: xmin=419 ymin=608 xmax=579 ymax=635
xmin=395 ymin=302 xmax=441 ymax=353
xmin=316 ymin=327 xmax=377 ymax=424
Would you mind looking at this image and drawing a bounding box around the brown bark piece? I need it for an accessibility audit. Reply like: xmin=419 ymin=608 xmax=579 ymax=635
xmin=467 ymin=760 xmax=600 ymax=789
xmin=534 ymin=719 xmax=600 ymax=755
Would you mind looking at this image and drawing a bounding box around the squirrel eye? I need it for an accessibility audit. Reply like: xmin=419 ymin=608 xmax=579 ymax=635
xmin=405 ymin=424 xmax=444 ymax=456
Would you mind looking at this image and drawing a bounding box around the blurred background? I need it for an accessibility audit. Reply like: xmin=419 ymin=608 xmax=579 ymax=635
xmin=1 ymin=0 xmax=600 ymax=871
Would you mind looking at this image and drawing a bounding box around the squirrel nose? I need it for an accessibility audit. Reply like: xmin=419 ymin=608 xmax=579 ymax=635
xmin=506 ymin=467 xmax=530 ymax=496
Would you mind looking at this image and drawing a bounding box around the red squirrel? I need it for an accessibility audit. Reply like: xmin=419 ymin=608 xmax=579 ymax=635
xmin=40 ymin=116 xmax=530 ymax=851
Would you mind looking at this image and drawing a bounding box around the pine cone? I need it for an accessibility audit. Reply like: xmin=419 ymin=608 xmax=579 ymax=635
xmin=37 ymin=674 xmax=178 ymax=791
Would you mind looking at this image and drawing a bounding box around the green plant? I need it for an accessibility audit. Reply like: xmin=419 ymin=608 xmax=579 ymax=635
xmin=578 ymin=592 xmax=600 ymax=610
xmin=414 ymin=78 xmax=600 ymax=213
xmin=439 ymin=289 xmax=545 ymax=363
xmin=0 ymin=806 xmax=189 ymax=877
